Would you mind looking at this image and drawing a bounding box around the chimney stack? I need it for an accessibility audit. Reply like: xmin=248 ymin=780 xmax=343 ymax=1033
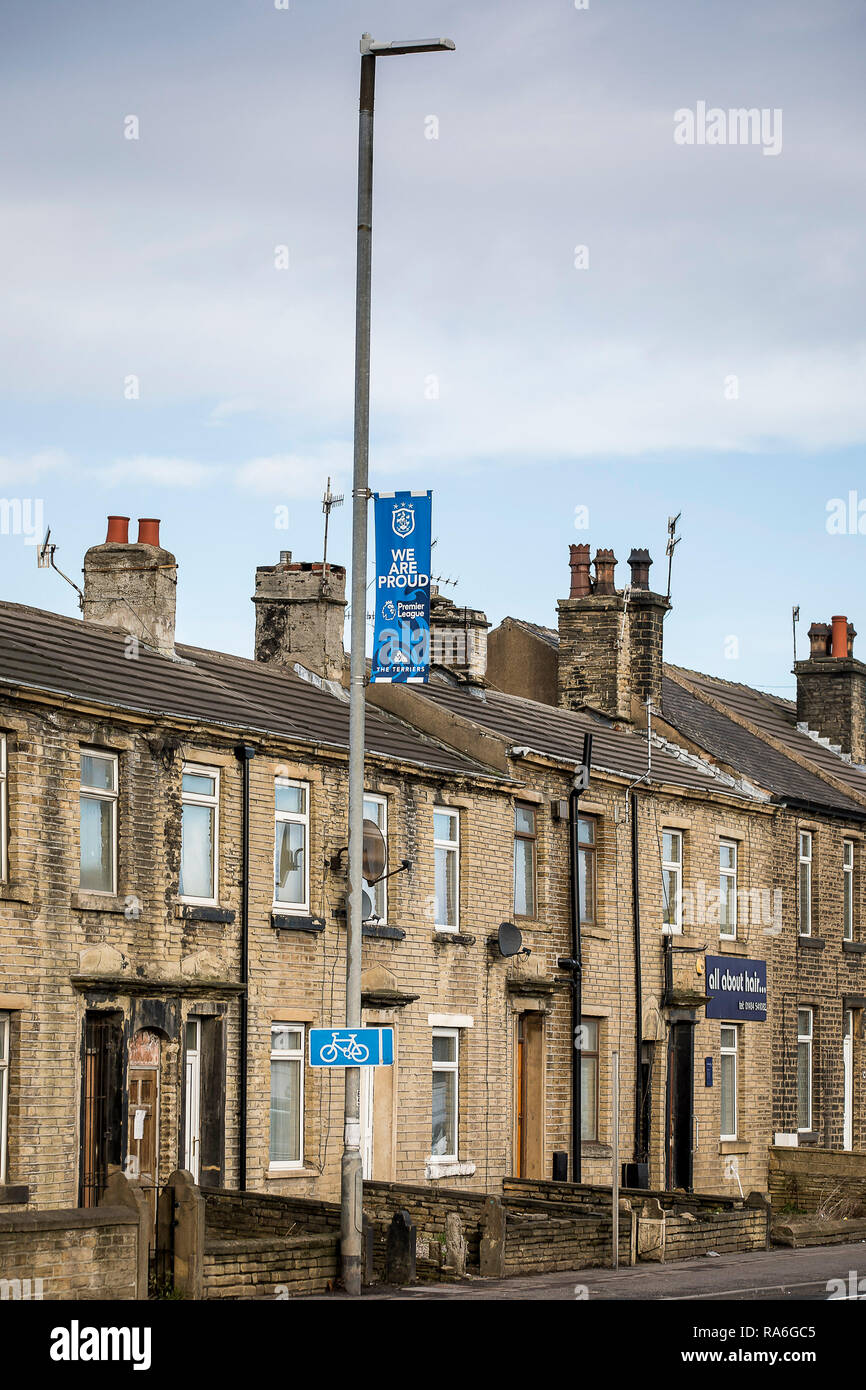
xmin=429 ymin=587 xmax=489 ymax=683
xmin=557 ymin=543 xmax=669 ymax=721
xmin=795 ymin=613 xmax=866 ymax=760
xmin=253 ymin=553 xmax=347 ymax=682
xmin=83 ymin=516 xmax=177 ymax=656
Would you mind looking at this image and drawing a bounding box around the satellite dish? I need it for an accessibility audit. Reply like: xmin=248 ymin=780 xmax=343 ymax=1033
xmin=498 ymin=922 xmax=524 ymax=958
xmin=362 ymin=818 xmax=386 ymax=882
xmin=343 ymin=889 xmax=376 ymax=922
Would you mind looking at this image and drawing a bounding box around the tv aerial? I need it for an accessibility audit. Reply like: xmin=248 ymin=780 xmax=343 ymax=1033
xmin=37 ymin=527 xmax=84 ymax=607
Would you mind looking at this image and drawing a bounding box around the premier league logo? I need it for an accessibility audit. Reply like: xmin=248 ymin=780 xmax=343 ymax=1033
xmin=392 ymin=501 xmax=415 ymax=538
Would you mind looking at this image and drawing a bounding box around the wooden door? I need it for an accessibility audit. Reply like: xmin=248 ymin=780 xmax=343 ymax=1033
xmin=128 ymin=1069 xmax=159 ymax=1224
xmin=517 ymin=1013 xmax=544 ymax=1179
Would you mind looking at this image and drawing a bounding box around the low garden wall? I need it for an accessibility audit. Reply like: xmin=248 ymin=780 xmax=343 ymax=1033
xmin=0 ymin=1170 xmax=149 ymax=1300
xmin=768 ymin=1147 xmax=866 ymax=1218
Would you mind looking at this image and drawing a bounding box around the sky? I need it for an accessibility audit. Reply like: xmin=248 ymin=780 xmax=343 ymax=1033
xmin=1 ymin=0 xmax=864 ymax=695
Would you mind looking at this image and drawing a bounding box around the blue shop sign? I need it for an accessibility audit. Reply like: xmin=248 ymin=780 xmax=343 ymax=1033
xmin=705 ymin=956 xmax=767 ymax=1021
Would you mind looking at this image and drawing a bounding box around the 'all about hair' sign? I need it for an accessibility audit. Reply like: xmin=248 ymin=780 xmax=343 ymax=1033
xmin=370 ymin=490 xmax=432 ymax=683
xmin=705 ymin=956 xmax=767 ymax=1021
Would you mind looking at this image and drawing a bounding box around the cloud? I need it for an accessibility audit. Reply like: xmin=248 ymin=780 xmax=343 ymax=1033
xmin=0 ymin=450 xmax=70 ymax=486
xmin=234 ymin=451 xmax=348 ymax=498
xmin=94 ymin=456 xmax=223 ymax=487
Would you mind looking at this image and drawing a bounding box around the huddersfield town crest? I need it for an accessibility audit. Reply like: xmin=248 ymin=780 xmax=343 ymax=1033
xmin=392 ymin=500 xmax=415 ymax=538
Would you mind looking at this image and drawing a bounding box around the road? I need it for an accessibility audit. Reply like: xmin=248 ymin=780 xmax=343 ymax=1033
xmin=305 ymin=1242 xmax=866 ymax=1300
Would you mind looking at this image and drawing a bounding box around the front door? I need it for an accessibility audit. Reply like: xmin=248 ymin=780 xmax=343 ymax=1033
xmin=843 ymin=1011 xmax=854 ymax=1151
xmin=516 ymin=1012 xmax=544 ymax=1178
xmin=667 ymin=1022 xmax=694 ymax=1191
xmin=127 ymin=1028 xmax=160 ymax=1226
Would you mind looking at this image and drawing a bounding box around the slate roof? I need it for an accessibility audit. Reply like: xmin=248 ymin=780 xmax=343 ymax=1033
xmin=662 ymin=674 xmax=866 ymax=817
xmin=417 ymin=675 xmax=755 ymax=798
xmin=500 ymin=617 xmax=559 ymax=648
xmin=667 ymin=666 xmax=866 ymax=805
xmin=0 ymin=601 xmax=498 ymax=778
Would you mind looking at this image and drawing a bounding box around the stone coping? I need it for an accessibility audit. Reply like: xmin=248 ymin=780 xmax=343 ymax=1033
xmin=0 ymin=1205 xmax=138 ymax=1234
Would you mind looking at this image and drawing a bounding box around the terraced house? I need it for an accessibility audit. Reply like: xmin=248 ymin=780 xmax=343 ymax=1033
xmin=0 ymin=518 xmax=528 ymax=1217
xmin=4 ymin=519 xmax=857 ymax=1232
xmin=484 ymin=543 xmax=866 ymax=1190
xmin=380 ymin=547 xmax=778 ymax=1197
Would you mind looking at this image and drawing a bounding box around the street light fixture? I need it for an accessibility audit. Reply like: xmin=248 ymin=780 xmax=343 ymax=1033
xmin=361 ymin=36 xmax=456 ymax=55
xmin=342 ymin=31 xmax=455 ymax=1300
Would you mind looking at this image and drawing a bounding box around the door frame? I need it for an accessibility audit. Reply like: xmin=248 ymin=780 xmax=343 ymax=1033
xmin=184 ymin=1017 xmax=202 ymax=1182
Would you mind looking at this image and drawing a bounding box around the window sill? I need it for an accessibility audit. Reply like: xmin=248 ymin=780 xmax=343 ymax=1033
xmin=272 ymin=913 xmax=325 ymax=933
xmin=843 ymin=941 xmax=866 ymax=955
xmin=0 ymin=1184 xmax=29 ymax=1205
xmin=717 ymin=939 xmax=749 ymax=954
xmin=71 ymin=890 xmax=127 ymax=915
xmin=719 ymin=1140 xmax=750 ymax=1155
xmin=581 ymin=1141 xmax=612 ymax=1158
xmin=0 ymin=882 xmax=33 ymax=905
xmin=424 ymin=1159 xmax=476 ymax=1180
xmin=175 ymin=903 xmax=236 ymax=925
xmin=432 ymin=932 xmax=475 ymax=947
xmin=362 ymin=923 xmax=406 ymax=941
xmin=797 ymin=936 xmax=825 ymax=951
xmin=265 ymin=1167 xmax=318 ymax=1180
xmin=797 ymin=1131 xmax=819 ymax=1146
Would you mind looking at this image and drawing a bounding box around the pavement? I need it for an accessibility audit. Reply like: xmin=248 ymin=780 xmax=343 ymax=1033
xmin=303 ymin=1241 xmax=866 ymax=1300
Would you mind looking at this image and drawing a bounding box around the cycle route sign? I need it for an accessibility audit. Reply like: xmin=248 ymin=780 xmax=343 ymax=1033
xmin=309 ymin=1028 xmax=395 ymax=1067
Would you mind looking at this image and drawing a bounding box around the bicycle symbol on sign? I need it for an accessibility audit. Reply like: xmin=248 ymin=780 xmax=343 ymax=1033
xmin=319 ymin=1032 xmax=370 ymax=1063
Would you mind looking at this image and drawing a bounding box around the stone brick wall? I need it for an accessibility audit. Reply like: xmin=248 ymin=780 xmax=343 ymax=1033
xmin=202 ymin=1233 xmax=338 ymax=1299
xmin=503 ymin=1212 xmax=631 ymax=1273
xmin=0 ymin=1207 xmax=141 ymax=1299
xmin=662 ymin=1208 xmax=766 ymax=1259
xmin=768 ymin=1145 xmax=866 ymax=1214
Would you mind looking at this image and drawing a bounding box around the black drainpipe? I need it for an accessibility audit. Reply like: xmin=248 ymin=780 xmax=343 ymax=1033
xmin=631 ymin=789 xmax=643 ymax=1163
xmin=568 ymin=780 xmax=583 ymax=1184
xmin=562 ymin=732 xmax=592 ymax=1184
xmin=236 ymin=743 xmax=256 ymax=1190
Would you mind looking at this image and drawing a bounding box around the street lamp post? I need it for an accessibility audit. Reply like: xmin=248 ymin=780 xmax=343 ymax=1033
xmin=342 ymin=31 xmax=455 ymax=1299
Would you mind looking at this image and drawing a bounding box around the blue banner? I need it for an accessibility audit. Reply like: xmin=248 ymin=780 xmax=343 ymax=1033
xmin=309 ymin=1028 xmax=395 ymax=1067
xmin=705 ymin=956 xmax=767 ymax=1021
xmin=370 ymin=490 xmax=432 ymax=683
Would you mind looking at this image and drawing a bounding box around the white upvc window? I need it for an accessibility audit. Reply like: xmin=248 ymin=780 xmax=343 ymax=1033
xmin=719 ymin=839 xmax=738 ymax=939
xmin=797 ymin=1008 xmax=813 ymax=1132
xmin=662 ymin=829 xmax=682 ymax=933
xmin=363 ymin=793 xmax=388 ymax=922
xmin=798 ymin=831 xmax=812 ymax=936
xmin=0 ymin=735 xmax=7 ymax=883
xmin=843 ymin=839 xmax=854 ymax=942
xmin=434 ymin=808 xmax=460 ymax=932
xmin=274 ymin=779 xmax=310 ymax=912
xmin=431 ymin=1028 xmax=459 ymax=1160
xmin=0 ymin=1012 xmax=8 ymax=1183
xmin=270 ymin=1023 xmax=305 ymax=1169
xmin=180 ymin=765 xmax=220 ymax=904
xmin=720 ymin=1025 xmax=738 ymax=1139
xmin=79 ymin=749 xmax=118 ymax=894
